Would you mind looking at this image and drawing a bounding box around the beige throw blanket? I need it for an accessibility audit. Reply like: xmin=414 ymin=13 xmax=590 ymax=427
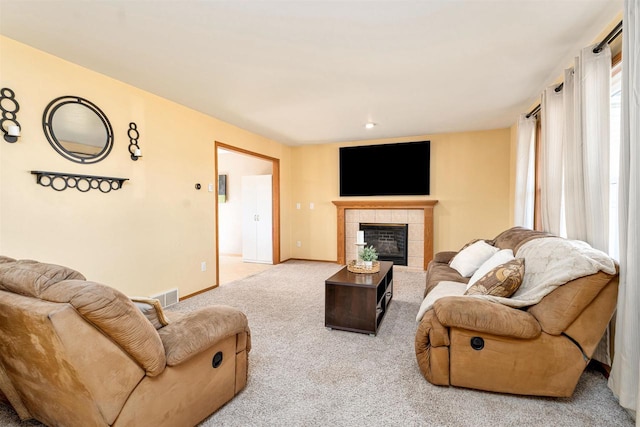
xmin=417 ymin=237 xmax=616 ymax=322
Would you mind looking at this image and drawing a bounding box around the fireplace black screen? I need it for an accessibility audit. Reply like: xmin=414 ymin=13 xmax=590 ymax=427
xmin=360 ymin=223 xmax=408 ymax=266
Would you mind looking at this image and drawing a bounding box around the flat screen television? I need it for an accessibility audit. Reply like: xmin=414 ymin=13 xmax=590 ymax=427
xmin=339 ymin=141 xmax=430 ymax=196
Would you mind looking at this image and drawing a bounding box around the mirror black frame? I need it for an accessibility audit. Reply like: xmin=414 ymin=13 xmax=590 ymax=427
xmin=42 ymin=96 xmax=114 ymax=164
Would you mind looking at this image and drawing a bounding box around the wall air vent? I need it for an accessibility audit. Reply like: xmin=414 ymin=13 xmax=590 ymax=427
xmin=150 ymin=288 xmax=179 ymax=308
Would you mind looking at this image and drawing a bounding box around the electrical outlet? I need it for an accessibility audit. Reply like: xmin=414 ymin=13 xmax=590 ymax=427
xmin=296 ymin=241 xmax=302 ymax=247
xmin=309 ymin=202 xmax=314 ymax=210
xmin=201 ymin=261 xmax=206 ymax=271
xmin=208 ymin=183 xmax=214 ymax=192
xmin=296 ymin=203 xmax=301 ymax=209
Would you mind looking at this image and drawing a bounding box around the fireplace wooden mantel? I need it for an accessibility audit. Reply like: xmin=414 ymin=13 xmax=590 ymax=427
xmin=332 ymin=200 xmax=438 ymax=270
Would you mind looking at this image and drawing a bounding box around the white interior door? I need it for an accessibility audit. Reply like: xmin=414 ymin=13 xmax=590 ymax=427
xmin=242 ymin=175 xmax=272 ymax=263
xmin=255 ymin=175 xmax=273 ymax=262
xmin=241 ymin=176 xmax=257 ymax=262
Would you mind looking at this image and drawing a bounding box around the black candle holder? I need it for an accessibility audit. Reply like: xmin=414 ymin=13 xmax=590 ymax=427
xmin=128 ymin=122 xmax=142 ymax=160
xmin=1 ymin=88 xmax=21 ymax=143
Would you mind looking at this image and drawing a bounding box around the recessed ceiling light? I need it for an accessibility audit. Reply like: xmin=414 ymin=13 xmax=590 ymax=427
xmin=365 ymin=122 xmax=376 ymax=129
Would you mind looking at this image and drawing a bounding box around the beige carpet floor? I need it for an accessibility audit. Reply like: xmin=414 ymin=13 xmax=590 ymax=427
xmin=187 ymin=261 xmax=633 ymax=426
xmin=0 ymin=260 xmax=633 ymax=426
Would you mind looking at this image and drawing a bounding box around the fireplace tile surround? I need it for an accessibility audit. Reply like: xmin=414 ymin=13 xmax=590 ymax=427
xmin=332 ymin=200 xmax=438 ymax=270
xmin=348 ymin=215 xmax=417 ymax=267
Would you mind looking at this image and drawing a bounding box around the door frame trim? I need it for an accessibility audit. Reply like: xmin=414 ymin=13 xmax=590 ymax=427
xmin=214 ymin=141 xmax=280 ymax=287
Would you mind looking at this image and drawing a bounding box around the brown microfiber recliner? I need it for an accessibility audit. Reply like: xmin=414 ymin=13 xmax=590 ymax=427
xmin=0 ymin=256 xmax=250 ymax=426
xmin=415 ymin=227 xmax=618 ymax=397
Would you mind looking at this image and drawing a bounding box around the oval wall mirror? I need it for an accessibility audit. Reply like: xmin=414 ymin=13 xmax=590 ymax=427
xmin=42 ymin=96 xmax=113 ymax=164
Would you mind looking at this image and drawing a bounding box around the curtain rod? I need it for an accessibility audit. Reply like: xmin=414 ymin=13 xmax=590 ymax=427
xmin=594 ymin=21 xmax=623 ymax=53
xmin=525 ymin=20 xmax=623 ymax=118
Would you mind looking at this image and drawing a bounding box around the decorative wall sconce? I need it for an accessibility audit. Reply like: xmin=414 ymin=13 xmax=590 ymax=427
xmin=127 ymin=122 xmax=142 ymax=160
xmin=1 ymin=88 xmax=21 ymax=143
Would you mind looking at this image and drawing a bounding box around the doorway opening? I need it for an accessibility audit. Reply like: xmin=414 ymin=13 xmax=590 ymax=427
xmin=215 ymin=141 xmax=280 ymax=286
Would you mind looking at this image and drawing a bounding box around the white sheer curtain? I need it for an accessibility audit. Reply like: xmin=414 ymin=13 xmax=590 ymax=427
xmin=560 ymin=44 xmax=612 ymax=365
xmin=609 ymin=0 xmax=640 ymax=421
xmin=581 ymin=44 xmax=612 ymax=252
xmin=514 ymin=114 xmax=536 ymax=228
xmin=542 ymin=45 xmax=611 ymax=249
xmin=540 ymin=87 xmax=564 ymax=235
xmin=539 ymin=44 xmax=612 ymax=364
xmin=563 ymin=63 xmax=588 ymax=242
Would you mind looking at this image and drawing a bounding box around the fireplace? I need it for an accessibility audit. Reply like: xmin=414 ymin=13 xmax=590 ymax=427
xmin=332 ymin=200 xmax=438 ymax=270
xmin=360 ymin=223 xmax=408 ymax=266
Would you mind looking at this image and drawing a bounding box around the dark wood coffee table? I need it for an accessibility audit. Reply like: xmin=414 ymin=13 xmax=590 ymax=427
xmin=324 ymin=261 xmax=393 ymax=336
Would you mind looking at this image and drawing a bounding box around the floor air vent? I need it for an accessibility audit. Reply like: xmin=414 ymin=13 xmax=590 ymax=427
xmin=151 ymin=288 xmax=179 ymax=308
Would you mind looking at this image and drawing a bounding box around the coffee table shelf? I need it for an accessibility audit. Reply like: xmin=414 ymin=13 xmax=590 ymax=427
xmin=324 ymin=261 xmax=393 ymax=336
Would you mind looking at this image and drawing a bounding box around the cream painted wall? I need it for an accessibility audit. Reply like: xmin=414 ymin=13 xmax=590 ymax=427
xmin=218 ymin=151 xmax=272 ymax=254
xmin=0 ymin=36 xmax=292 ymax=297
xmin=0 ymin=35 xmax=511 ymax=287
xmin=291 ymin=129 xmax=512 ymax=261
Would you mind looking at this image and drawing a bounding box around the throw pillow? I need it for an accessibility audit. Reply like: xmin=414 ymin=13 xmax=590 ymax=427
xmin=130 ymin=296 xmax=170 ymax=329
xmin=459 ymin=239 xmax=482 ymax=251
xmin=466 ymin=249 xmax=515 ymax=289
xmin=465 ymin=258 xmax=525 ymax=298
xmin=460 ymin=238 xmax=496 ymax=251
xmin=449 ymin=240 xmax=499 ymax=278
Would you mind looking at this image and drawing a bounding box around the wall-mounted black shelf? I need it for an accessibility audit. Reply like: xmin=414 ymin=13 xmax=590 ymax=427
xmin=31 ymin=171 xmax=128 ymax=193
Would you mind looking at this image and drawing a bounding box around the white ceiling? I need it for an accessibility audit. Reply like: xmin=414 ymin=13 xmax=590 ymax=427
xmin=0 ymin=1 xmax=622 ymax=146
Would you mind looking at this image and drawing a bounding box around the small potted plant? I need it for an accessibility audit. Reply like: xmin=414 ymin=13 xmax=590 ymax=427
xmin=360 ymin=245 xmax=378 ymax=269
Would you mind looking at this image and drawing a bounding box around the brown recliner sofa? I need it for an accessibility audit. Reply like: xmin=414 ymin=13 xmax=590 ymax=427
xmin=0 ymin=256 xmax=250 ymax=426
xmin=415 ymin=227 xmax=618 ymax=397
